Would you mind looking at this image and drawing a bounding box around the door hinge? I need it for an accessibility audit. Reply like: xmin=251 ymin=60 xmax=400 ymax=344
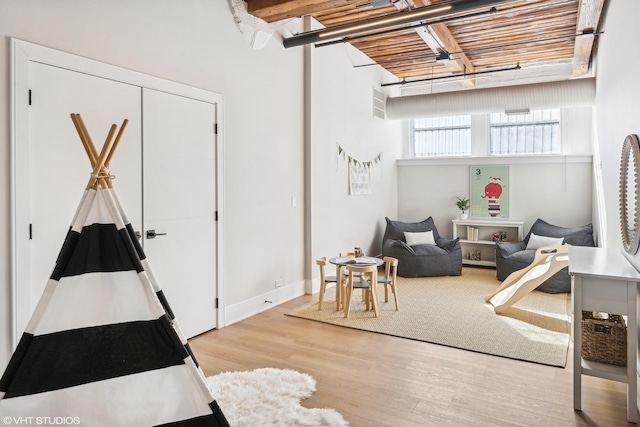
xmin=215 ymin=298 xmax=219 ymax=309
xmin=28 ymin=89 xmax=32 ymax=106
xmin=215 ymin=211 xmax=218 ymax=221
xmin=214 ymin=123 xmax=218 ymax=135
xmin=29 ymin=223 xmax=33 ymax=240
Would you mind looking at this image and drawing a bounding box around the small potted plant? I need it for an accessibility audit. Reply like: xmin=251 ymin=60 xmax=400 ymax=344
xmin=456 ymin=196 xmax=470 ymax=220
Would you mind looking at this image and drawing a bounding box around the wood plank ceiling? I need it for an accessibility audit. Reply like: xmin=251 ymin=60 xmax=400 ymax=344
xmin=245 ymin=0 xmax=605 ymax=89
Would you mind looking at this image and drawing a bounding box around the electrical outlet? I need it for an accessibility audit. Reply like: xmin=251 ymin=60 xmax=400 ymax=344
xmin=275 ymin=279 xmax=283 ymax=288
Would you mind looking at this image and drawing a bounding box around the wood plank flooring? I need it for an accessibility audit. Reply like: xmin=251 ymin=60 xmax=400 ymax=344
xmin=189 ymin=294 xmax=634 ymax=427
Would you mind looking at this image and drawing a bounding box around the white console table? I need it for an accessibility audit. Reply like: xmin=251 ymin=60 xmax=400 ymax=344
xmin=569 ymin=246 xmax=640 ymax=423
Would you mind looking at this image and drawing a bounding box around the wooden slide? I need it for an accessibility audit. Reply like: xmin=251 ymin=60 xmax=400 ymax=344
xmin=485 ymin=245 xmax=569 ymax=314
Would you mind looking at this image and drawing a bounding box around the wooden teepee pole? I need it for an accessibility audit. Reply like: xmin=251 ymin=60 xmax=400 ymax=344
xmin=70 ymin=113 xmax=97 ymax=165
xmin=86 ymin=124 xmax=117 ymax=190
xmin=105 ymin=119 xmax=128 ymax=169
xmin=70 ymin=113 xmax=127 ymax=190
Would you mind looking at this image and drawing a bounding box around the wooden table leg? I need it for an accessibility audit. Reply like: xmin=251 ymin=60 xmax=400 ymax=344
xmin=335 ymin=265 xmax=343 ymax=311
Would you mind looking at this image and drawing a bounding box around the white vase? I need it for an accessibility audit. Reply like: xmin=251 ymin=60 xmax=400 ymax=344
xmin=459 ymin=212 xmax=468 ymax=220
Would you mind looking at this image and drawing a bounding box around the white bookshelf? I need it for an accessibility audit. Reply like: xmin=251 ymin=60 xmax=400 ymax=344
xmin=452 ymin=218 xmax=524 ymax=267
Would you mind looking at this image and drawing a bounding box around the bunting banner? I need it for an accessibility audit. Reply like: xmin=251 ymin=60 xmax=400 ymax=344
xmin=337 ymin=143 xmax=383 ymax=195
xmin=337 ymin=143 xmax=383 ymax=169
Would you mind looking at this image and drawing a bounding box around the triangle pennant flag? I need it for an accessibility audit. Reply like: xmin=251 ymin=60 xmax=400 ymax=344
xmin=0 ymin=115 xmax=229 ymax=426
xmin=337 ymin=143 xmax=383 ymax=171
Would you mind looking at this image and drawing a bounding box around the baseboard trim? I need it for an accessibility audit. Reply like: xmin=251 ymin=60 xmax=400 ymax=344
xmin=223 ymin=280 xmax=306 ymax=326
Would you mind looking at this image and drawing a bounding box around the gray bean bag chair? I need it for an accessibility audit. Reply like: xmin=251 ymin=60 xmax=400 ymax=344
xmin=495 ymin=218 xmax=595 ymax=293
xmin=382 ymin=217 xmax=462 ymax=277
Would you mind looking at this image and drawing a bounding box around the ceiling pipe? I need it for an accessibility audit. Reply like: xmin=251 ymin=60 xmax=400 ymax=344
xmin=283 ymin=0 xmax=520 ymax=49
xmin=381 ymin=63 xmax=521 ymax=87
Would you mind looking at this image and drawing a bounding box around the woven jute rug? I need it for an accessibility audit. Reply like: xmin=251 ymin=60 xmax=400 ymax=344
xmin=287 ymin=267 xmax=570 ymax=367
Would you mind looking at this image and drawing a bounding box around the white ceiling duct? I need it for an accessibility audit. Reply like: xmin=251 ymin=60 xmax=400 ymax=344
xmin=385 ymin=78 xmax=595 ymax=119
xmin=229 ymin=0 xmax=294 ymax=49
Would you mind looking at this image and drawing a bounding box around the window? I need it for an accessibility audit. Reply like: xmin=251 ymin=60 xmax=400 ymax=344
xmin=412 ymin=115 xmax=471 ymax=157
xmin=490 ymin=109 xmax=561 ymax=155
xmin=411 ymin=109 xmax=563 ymax=158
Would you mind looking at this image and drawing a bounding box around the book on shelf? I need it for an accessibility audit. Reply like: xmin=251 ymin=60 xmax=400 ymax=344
xmin=466 ymin=226 xmax=479 ymax=241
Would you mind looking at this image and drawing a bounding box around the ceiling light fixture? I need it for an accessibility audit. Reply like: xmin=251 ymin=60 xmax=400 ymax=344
xmin=381 ymin=63 xmax=521 ymax=87
xmin=319 ymin=5 xmax=451 ymax=39
xmin=283 ymin=0 xmax=520 ymax=48
xmin=435 ymin=51 xmax=452 ymax=63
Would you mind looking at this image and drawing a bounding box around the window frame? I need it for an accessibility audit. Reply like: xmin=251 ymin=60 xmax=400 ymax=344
xmin=409 ymin=109 xmax=565 ymax=159
xmin=488 ymin=109 xmax=562 ymax=156
xmin=411 ymin=115 xmax=472 ymax=158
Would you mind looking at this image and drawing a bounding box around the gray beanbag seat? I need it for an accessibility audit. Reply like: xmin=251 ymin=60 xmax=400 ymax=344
xmin=382 ymin=217 xmax=462 ymax=277
xmin=495 ymin=218 xmax=595 ymax=293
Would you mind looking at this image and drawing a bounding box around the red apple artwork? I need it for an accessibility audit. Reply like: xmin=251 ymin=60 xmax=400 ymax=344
xmin=481 ymin=177 xmax=502 ymax=217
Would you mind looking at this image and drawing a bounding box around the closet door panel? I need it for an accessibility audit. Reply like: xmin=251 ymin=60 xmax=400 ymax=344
xmin=142 ymin=88 xmax=218 ymax=338
xmin=26 ymin=62 xmax=142 ymax=336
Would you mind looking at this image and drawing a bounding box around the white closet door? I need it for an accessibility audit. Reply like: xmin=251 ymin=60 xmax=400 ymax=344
xmin=26 ymin=62 xmax=143 ymax=336
xmin=142 ymin=88 xmax=218 ymax=338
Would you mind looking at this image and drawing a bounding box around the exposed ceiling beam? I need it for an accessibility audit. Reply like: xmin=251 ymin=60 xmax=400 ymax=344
xmin=416 ymin=0 xmax=476 ymax=87
xmin=572 ymin=0 xmax=605 ymax=77
xmin=246 ymin=0 xmax=357 ymax=23
xmin=245 ymin=0 xmax=591 ymax=89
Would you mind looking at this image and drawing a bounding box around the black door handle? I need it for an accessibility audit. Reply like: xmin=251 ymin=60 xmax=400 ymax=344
xmin=146 ymin=229 xmax=167 ymax=239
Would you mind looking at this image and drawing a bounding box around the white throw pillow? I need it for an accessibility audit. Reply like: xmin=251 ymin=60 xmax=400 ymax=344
xmin=404 ymin=230 xmax=436 ymax=246
xmin=526 ymin=232 xmax=564 ymax=250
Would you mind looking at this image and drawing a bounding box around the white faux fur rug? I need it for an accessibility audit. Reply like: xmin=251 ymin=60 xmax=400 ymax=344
xmin=206 ymin=368 xmax=348 ymax=427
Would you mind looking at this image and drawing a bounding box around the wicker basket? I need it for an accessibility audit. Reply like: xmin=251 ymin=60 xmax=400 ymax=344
xmin=581 ymin=311 xmax=627 ymax=366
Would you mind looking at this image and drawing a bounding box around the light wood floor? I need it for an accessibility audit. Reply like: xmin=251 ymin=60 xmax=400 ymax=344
xmin=189 ymin=293 xmax=634 ymax=427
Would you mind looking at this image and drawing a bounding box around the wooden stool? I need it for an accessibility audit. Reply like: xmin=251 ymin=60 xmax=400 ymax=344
xmin=344 ymin=264 xmax=379 ymax=318
xmin=378 ymin=257 xmax=399 ymax=310
xmin=316 ymin=257 xmax=340 ymax=310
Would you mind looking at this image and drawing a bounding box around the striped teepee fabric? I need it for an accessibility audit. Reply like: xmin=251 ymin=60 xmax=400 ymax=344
xmin=0 ymin=115 xmax=228 ymax=426
xmin=0 ymin=188 xmax=227 ymax=426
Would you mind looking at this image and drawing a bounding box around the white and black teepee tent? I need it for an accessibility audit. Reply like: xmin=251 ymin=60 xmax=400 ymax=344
xmin=0 ymin=114 xmax=229 ymax=426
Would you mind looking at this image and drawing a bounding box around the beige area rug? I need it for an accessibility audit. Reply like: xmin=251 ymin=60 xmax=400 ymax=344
xmin=287 ymin=267 xmax=570 ymax=367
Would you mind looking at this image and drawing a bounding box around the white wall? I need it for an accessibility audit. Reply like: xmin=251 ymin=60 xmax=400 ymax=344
xmin=397 ymin=157 xmax=593 ymax=238
xmin=593 ymin=1 xmax=640 ymax=262
xmin=0 ymin=0 xmax=299 ymax=368
xmin=309 ymin=42 xmax=402 ymax=276
xmin=0 ymin=1 xmax=403 ymax=370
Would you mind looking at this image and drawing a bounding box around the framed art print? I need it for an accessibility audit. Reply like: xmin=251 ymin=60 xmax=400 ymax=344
xmin=469 ymin=165 xmax=510 ymax=218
